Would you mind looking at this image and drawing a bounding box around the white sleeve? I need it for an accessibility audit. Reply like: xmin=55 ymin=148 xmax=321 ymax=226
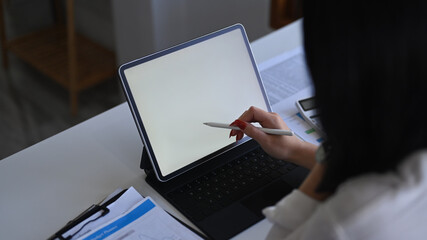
xmin=262 ymin=189 xmax=320 ymax=239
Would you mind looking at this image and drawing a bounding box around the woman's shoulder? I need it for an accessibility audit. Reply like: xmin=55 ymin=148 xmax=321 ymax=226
xmin=323 ymin=149 xmax=427 ymax=239
xmin=335 ymin=149 xmax=427 ymax=198
xmin=339 ymin=149 xmax=427 ymax=188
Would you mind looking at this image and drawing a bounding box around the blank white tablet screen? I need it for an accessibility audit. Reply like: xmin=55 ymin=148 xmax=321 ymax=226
xmin=124 ymin=27 xmax=268 ymax=177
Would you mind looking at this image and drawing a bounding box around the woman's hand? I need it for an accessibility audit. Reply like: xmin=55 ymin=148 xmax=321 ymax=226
xmin=230 ymin=106 xmax=318 ymax=169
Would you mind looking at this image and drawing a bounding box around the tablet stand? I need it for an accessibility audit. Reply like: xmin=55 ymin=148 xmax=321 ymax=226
xmin=140 ymin=147 xmax=153 ymax=175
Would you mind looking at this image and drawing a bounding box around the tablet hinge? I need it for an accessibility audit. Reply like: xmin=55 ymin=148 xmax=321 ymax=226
xmin=140 ymin=147 xmax=154 ymax=175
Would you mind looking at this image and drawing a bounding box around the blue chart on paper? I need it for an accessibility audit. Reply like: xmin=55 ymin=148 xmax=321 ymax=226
xmin=82 ymin=199 xmax=155 ymax=240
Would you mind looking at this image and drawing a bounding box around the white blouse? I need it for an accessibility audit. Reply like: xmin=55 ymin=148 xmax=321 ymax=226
xmin=263 ymin=150 xmax=427 ymax=240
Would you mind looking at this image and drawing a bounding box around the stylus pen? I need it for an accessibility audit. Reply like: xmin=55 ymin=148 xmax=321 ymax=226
xmin=204 ymin=122 xmax=293 ymax=136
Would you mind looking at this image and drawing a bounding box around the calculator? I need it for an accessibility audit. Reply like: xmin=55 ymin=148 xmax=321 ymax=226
xmin=295 ymin=96 xmax=326 ymax=137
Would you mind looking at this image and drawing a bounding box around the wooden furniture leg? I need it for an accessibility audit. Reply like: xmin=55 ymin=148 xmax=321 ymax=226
xmin=270 ymin=0 xmax=302 ymax=29
xmin=0 ymin=0 xmax=9 ymax=69
xmin=66 ymin=0 xmax=78 ymax=115
xmin=52 ymin=0 xmax=64 ymax=24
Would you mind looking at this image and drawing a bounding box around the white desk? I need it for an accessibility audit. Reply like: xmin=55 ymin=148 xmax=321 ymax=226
xmin=0 ymin=20 xmax=303 ymax=240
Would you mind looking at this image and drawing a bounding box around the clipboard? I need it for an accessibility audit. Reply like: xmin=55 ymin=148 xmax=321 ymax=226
xmin=48 ymin=188 xmax=207 ymax=240
xmin=48 ymin=189 xmax=127 ymax=240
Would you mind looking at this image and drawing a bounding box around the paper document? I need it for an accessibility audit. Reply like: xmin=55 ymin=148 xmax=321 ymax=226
xmin=63 ymin=187 xmax=144 ymax=239
xmin=258 ymin=47 xmax=324 ymax=145
xmin=259 ymin=47 xmax=312 ymax=106
xmin=77 ymin=197 xmax=202 ymax=240
xmin=56 ymin=187 xmax=202 ymax=240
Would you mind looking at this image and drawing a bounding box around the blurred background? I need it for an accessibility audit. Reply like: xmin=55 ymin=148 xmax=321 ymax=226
xmin=0 ymin=0 xmax=301 ymax=159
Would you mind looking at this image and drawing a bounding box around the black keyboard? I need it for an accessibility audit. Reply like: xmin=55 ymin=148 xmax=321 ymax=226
xmin=167 ymin=147 xmax=297 ymax=221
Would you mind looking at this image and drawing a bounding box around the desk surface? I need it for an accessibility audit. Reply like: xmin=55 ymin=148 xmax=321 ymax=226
xmin=0 ymin=20 xmax=303 ymax=240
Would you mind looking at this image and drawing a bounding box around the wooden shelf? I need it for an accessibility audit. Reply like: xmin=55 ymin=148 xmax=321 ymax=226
xmin=0 ymin=0 xmax=116 ymax=115
xmin=7 ymin=25 xmax=115 ymax=92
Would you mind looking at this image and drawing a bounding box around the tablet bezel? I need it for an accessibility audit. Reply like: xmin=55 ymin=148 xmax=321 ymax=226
xmin=118 ymin=24 xmax=271 ymax=182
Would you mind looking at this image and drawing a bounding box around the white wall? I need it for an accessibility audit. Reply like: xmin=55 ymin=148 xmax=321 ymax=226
xmin=112 ymin=0 xmax=273 ymax=65
xmin=112 ymin=0 xmax=155 ymax=65
xmin=2 ymin=0 xmax=272 ymax=67
xmin=74 ymin=0 xmax=115 ymax=51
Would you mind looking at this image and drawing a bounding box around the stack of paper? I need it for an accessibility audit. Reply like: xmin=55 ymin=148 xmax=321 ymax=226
xmin=258 ymin=46 xmax=324 ymax=145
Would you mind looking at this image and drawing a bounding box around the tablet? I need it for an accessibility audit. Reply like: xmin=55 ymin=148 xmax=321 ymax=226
xmin=118 ymin=24 xmax=271 ymax=181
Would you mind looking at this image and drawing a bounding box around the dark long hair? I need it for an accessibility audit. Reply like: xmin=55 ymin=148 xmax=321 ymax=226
xmin=303 ymin=0 xmax=427 ymax=192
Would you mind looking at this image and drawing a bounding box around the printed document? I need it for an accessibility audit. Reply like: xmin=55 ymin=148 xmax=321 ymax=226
xmin=259 ymin=47 xmax=324 ymax=145
xmin=77 ymin=196 xmax=202 ymax=240
xmin=63 ymin=188 xmax=144 ymax=239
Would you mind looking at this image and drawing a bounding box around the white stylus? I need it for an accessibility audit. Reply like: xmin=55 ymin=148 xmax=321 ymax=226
xmin=203 ymin=122 xmax=293 ymax=136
